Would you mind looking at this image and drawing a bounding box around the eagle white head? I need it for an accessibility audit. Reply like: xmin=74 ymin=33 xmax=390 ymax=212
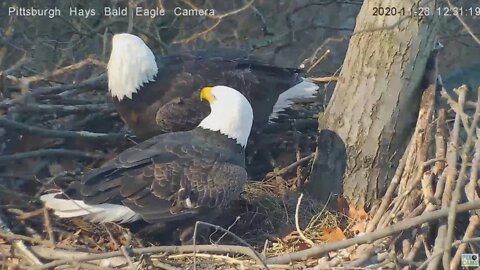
xmin=198 ymin=86 xmax=253 ymax=147
xmin=107 ymin=33 xmax=158 ymax=101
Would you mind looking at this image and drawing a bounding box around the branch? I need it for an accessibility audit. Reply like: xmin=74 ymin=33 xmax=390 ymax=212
xmin=0 ymin=149 xmax=102 ymax=164
xmin=0 ymin=74 xmax=107 ymax=109
xmin=310 ymin=76 xmax=338 ymax=83
xmin=466 ymin=128 xmax=480 ymax=204
xmin=24 ymin=57 xmax=106 ymax=84
xmin=427 ymin=88 xmax=465 ymax=270
xmin=265 ymin=199 xmax=480 ymax=264
xmin=0 ymin=213 xmax=44 ymax=267
xmin=194 ymin=221 xmax=268 ymax=269
xmin=172 ymin=0 xmax=254 ymax=44
xmin=0 ymin=117 xmax=123 ymax=141
xmin=443 ymin=87 xmax=480 ymax=268
xmin=366 ymin=140 xmax=411 ymax=232
xmin=295 ymin=193 xmax=314 ymax=246
xmin=172 ymin=19 xmax=222 ymax=45
xmin=0 ymin=231 xmax=55 ymax=248
xmin=418 ymin=237 xmax=480 ymax=270
xmin=32 ymin=244 xmax=267 ymax=270
xmin=306 ymin=49 xmax=331 ymax=74
xmin=264 ymin=153 xmax=314 ymax=181
xmin=450 ymin=215 xmax=479 ymax=269
xmin=11 ymin=103 xmax=111 ymax=115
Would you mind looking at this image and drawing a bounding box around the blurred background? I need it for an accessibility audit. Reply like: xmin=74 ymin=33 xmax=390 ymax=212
xmin=0 ymin=0 xmax=360 ymax=77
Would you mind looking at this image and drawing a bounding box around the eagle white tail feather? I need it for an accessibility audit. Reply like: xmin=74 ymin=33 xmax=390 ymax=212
xmin=269 ymin=78 xmax=319 ymax=120
xmin=40 ymin=192 xmax=141 ymax=223
xmin=107 ymin=33 xmax=158 ymax=101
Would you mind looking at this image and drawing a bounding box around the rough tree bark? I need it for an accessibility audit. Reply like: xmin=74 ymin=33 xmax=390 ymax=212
xmin=306 ymin=0 xmax=439 ymax=208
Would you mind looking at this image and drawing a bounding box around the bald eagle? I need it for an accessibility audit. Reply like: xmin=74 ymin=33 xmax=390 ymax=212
xmin=107 ymin=33 xmax=318 ymax=140
xmin=41 ymin=86 xmax=252 ymax=243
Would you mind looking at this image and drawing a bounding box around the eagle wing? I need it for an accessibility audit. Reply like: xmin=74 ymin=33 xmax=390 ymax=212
xmin=152 ymin=55 xmax=303 ymax=131
xmin=78 ymin=132 xmax=247 ymax=223
xmin=116 ymin=50 xmax=307 ymax=139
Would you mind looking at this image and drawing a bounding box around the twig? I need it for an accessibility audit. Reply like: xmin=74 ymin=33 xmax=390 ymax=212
xmin=102 ymin=224 xmax=120 ymax=251
xmin=173 ymin=0 xmax=254 ymax=44
xmin=194 ymin=221 xmax=268 ymax=269
xmin=68 ymin=262 xmax=116 ymax=270
xmin=466 ymin=128 xmax=480 ymax=204
xmin=0 ymin=74 xmax=107 ymax=109
xmin=23 ymin=57 xmax=106 ymax=83
xmin=265 ymin=153 xmax=314 ymax=181
xmin=309 ymin=76 xmax=338 ymax=83
xmin=27 ymin=246 xmax=126 ymax=265
xmin=306 ymin=49 xmax=331 ymax=74
xmin=0 ymin=149 xmax=102 ymax=164
xmin=249 ymin=3 xmax=272 ymax=36
xmin=0 ymin=213 xmax=43 ymax=267
xmin=295 ymin=193 xmax=314 ymax=247
xmin=32 ymin=244 xmax=267 ymax=270
xmin=0 ymin=231 xmax=54 ymax=247
xmin=293 ymin=131 xmax=303 ymax=189
xmin=214 ymin=0 xmax=255 ymax=19
xmin=0 ymin=117 xmax=123 ymax=141
xmin=169 ymin=253 xmax=245 ymax=268
xmin=441 ymin=87 xmax=471 ymax=131
xmin=121 ymin=246 xmax=135 ymax=270
xmin=404 ymin=235 xmax=424 ymax=264
xmin=265 ymin=199 xmax=480 ymax=264
xmin=215 ymin=216 xmax=240 ymax=244
xmin=127 ymin=1 xmax=134 ymax=34
xmin=8 ymin=208 xmax=44 ymax=220
xmin=172 ymin=19 xmax=222 ymax=45
xmin=11 ymin=103 xmax=111 ymax=114
xmin=418 ymin=237 xmax=480 ymax=270
xmin=443 ymin=87 xmax=480 ymax=268
xmin=42 ymin=207 xmax=55 ymax=247
xmin=381 ymin=84 xmax=437 ymax=228
xmin=13 ymin=241 xmax=44 ymax=266
xmin=433 ymin=108 xmax=447 ymax=173
xmin=428 ymin=87 xmax=466 ymax=270
xmin=3 ymin=52 xmax=30 ymax=75
xmin=367 ymin=140 xmax=411 ymax=232
xmin=151 ymin=259 xmax=181 ymax=270
xmin=400 ymin=84 xmax=436 ymax=216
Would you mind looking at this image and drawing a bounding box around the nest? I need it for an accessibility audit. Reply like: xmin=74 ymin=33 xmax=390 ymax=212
xmin=0 ymin=9 xmax=479 ymax=269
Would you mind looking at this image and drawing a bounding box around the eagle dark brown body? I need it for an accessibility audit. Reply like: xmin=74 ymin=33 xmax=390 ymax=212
xmin=41 ymin=86 xmax=254 ymax=244
xmin=112 ymin=53 xmax=306 ymax=140
xmin=70 ymin=129 xmax=244 ymax=221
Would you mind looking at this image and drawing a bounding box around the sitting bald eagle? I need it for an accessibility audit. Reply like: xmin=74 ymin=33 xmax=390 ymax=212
xmin=107 ymin=33 xmax=318 ymax=140
xmin=41 ymin=86 xmax=252 ymax=243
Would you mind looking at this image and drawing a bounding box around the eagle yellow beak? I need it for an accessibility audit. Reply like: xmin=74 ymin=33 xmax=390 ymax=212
xmin=200 ymin=87 xmax=214 ymax=103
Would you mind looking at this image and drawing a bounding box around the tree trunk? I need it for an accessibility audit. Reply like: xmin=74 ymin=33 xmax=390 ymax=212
xmin=307 ymin=0 xmax=439 ymax=208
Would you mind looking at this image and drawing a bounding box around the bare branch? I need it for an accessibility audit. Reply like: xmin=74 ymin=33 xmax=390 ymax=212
xmin=0 ymin=149 xmax=102 ymax=164
xmin=0 ymin=117 xmax=123 ymax=141
xmin=32 ymin=244 xmax=267 ymax=270
xmin=295 ymin=194 xmax=315 ymax=247
xmin=443 ymin=87 xmax=480 ymax=268
xmin=265 ymin=199 xmax=480 ymax=264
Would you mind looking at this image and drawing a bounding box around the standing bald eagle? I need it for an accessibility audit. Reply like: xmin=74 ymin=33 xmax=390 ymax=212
xmin=107 ymin=33 xmax=318 ymax=140
xmin=41 ymin=86 xmax=252 ymax=243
